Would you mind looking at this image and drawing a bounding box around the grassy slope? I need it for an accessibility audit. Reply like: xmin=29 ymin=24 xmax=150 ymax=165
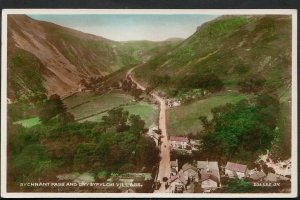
xmin=167 ymin=91 xmax=251 ymax=136
xmin=81 ymin=102 xmax=158 ymax=127
xmin=7 ymin=49 xmax=47 ymax=100
xmin=64 ymin=91 xmax=158 ymax=127
xmin=63 ymin=91 xmax=134 ymax=120
xmin=135 ymin=15 xmax=291 ymax=92
xmin=14 ymin=117 xmax=41 ymax=128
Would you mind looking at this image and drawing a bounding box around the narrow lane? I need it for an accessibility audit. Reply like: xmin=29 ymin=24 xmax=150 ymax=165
xmin=126 ymin=66 xmax=170 ymax=192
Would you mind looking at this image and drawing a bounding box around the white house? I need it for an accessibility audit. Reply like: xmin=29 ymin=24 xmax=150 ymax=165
xmin=225 ymin=162 xmax=248 ymax=179
xmin=169 ymin=136 xmax=189 ymax=149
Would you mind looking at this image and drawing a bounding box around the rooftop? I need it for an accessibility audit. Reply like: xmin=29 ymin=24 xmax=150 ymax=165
xmin=200 ymin=173 xmax=219 ymax=183
xmin=169 ymin=173 xmax=187 ymax=185
xmin=249 ymin=171 xmax=266 ymax=180
xmin=170 ymin=136 xmax=189 ymax=142
xmin=197 ymin=161 xmax=219 ymax=171
xmin=182 ymin=163 xmax=198 ymax=173
xmin=225 ymin=162 xmax=247 ymax=173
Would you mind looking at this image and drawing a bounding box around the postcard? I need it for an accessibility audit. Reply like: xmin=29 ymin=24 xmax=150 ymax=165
xmin=1 ymin=9 xmax=297 ymax=198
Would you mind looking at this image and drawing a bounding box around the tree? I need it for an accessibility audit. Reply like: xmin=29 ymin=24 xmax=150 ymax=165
xmin=102 ymin=108 xmax=129 ymax=132
xmin=39 ymin=94 xmax=67 ymax=123
xmin=129 ymin=114 xmax=146 ymax=136
xmin=199 ymin=115 xmax=213 ymax=132
xmin=145 ymin=86 xmax=154 ymax=95
xmin=134 ymin=136 xmax=160 ymax=168
xmin=131 ymin=88 xmax=143 ymax=100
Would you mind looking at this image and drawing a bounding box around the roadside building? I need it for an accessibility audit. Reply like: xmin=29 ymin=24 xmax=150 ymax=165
xmin=169 ymin=173 xmax=187 ymax=193
xmin=225 ymin=162 xmax=248 ymax=179
xmin=197 ymin=161 xmax=220 ymax=190
xmin=249 ymin=171 xmax=266 ymax=181
xmin=169 ymin=136 xmax=189 ymax=149
xmin=264 ymin=173 xmax=278 ymax=182
xmin=181 ymin=163 xmax=199 ymax=182
xmin=264 ymin=173 xmax=290 ymax=182
xmin=199 ymin=172 xmax=219 ymax=191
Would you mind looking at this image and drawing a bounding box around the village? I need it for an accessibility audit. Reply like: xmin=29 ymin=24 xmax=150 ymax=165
xmin=148 ymin=131 xmax=292 ymax=193
xmin=61 ymin=71 xmax=292 ymax=194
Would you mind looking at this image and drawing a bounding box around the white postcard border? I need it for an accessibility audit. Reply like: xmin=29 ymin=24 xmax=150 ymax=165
xmin=1 ymin=9 xmax=298 ymax=198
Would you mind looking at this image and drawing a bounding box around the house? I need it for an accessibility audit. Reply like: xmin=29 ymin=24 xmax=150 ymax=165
xmin=264 ymin=173 xmax=290 ymax=182
xmin=169 ymin=173 xmax=187 ymax=193
xmin=264 ymin=173 xmax=278 ymax=182
xmin=199 ymin=172 xmax=219 ymax=191
xmin=181 ymin=163 xmax=199 ymax=182
xmin=169 ymin=136 xmax=189 ymax=149
xmin=249 ymin=171 xmax=266 ymax=181
xmin=170 ymin=159 xmax=179 ymax=175
xmin=225 ymin=162 xmax=248 ymax=179
xmin=197 ymin=161 xmax=220 ymax=190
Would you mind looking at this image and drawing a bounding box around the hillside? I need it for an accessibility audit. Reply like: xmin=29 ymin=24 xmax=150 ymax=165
xmin=134 ymin=15 xmax=292 ymax=95
xmin=7 ymin=15 xmax=181 ymax=100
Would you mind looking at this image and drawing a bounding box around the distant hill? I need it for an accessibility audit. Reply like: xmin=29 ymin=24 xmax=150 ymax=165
xmin=7 ymin=15 xmax=181 ymax=99
xmin=134 ymin=15 xmax=292 ymax=95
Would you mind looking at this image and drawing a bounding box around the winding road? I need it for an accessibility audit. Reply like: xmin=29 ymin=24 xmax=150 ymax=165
xmin=126 ymin=66 xmax=170 ymax=193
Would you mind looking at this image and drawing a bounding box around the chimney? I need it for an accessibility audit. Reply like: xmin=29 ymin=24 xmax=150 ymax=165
xmin=206 ymin=158 xmax=209 ymax=173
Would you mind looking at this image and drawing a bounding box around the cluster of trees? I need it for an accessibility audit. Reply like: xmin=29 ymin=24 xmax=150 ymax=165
xmin=80 ymin=76 xmax=106 ymax=92
xmin=8 ymin=93 xmax=73 ymax=124
xmin=238 ymin=77 xmax=266 ymax=94
xmin=196 ymin=95 xmax=279 ymax=166
xmin=8 ymin=105 xmax=160 ymax=187
xmin=38 ymin=94 xmax=74 ymax=124
xmin=121 ymin=78 xmax=143 ymax=100
xmin=176 ymin=73 xmax=224 ymax=92
xmin=148 ymin=73 xmax=224 ymax=98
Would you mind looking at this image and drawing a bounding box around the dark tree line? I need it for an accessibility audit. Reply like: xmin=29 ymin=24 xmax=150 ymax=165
xmin=148 ymin=73 xmax=224 ymax=93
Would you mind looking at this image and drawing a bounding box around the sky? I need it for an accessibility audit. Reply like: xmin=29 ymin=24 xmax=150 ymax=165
xmin=28 ymin=14 xmax=218 ymax=41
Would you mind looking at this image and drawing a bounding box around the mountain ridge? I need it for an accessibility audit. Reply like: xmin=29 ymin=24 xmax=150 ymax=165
xmin=7 ymin=14 xmax=181 ymax=99
xmin=134 ymin=15 xmax=292 ymax=96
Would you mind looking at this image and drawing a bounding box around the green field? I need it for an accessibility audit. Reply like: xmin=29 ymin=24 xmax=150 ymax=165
xmin=63 ymin=91 xmax=135 ymax=120
xmin=64 ymin=91 xmax=158 ymax=127
xmin=14 ymin=117 xmax=41 ymax=128
xmin=167 ymin=91 xmax=250 ymax=136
